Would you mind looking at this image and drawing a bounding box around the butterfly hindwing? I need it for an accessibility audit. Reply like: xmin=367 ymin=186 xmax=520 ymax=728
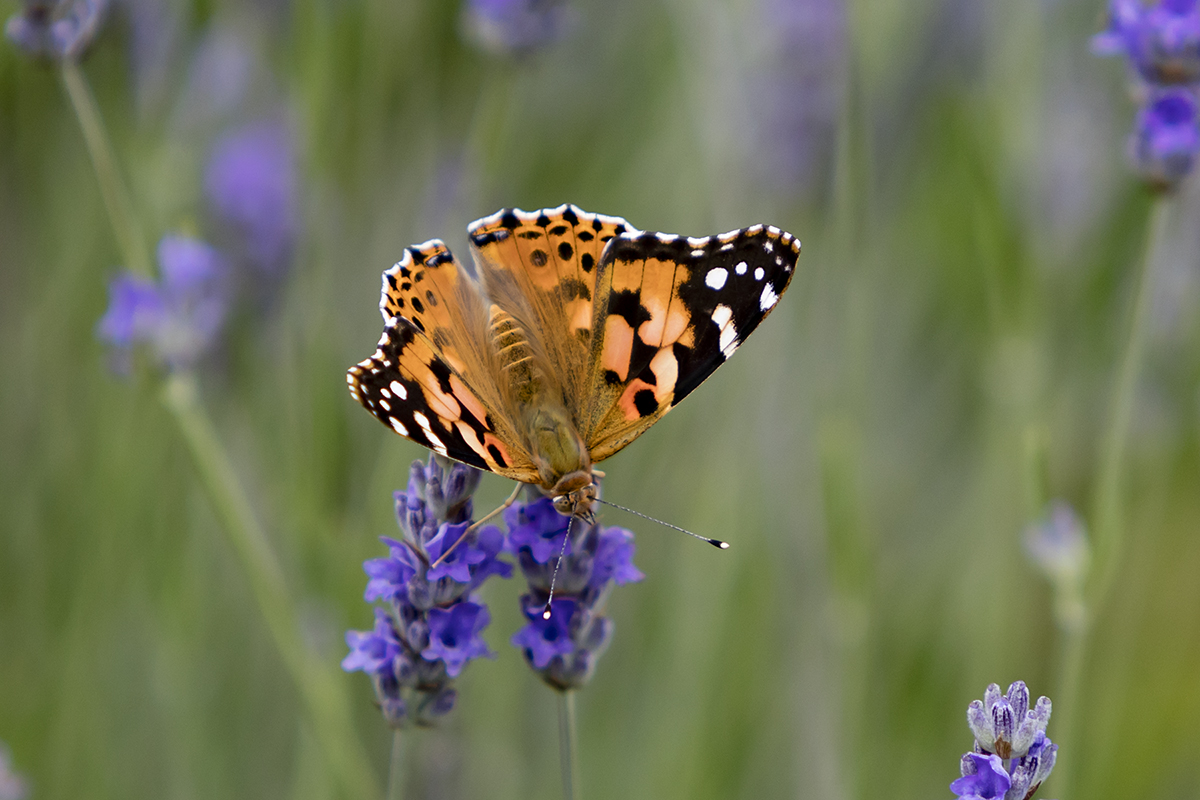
xmin=582 ymin=225 xmax=800 ymax=462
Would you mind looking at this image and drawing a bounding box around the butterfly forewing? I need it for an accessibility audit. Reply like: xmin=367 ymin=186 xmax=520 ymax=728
xmin=350 ymin=241 xmax=540 ymax=482
xmin=467 ymin=204 xmax=638 ymax=420
xmin=582 ymin=225 xmax=800 ymax=462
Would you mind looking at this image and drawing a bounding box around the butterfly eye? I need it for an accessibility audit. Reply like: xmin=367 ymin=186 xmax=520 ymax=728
xmin=552 ymin=495 xmax=574 ymax=516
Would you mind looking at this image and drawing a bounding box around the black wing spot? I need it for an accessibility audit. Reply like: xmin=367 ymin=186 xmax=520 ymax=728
xmin=530 ymin=249 xmax=549 ymax=267
xmin=400 ymin=282 xmax=411 ymax=291
xmin=411 ymin=297 xmax=425 ymax=314
xmin=414 ymin=271 xmax=426 ymax=283
xmin=412 ymin=317 xmax=426 ymax=332
xmin=550 ymin=224 xmax=569 ymax=236
xmin=427 ymin=250 xmax=452 ymax=266
xmin=536 ymin=213 xmax=551 ymax=227
xmin=610 ymin=290 xmax=652 ymax=329
xmin=604 ymin=370 xmax=621 ymax=386
xmin=562 ymin=207 xmax=579 ymax=225
xmin=633 ymin=389 xmax=658 ymax=418
xmin=408 ymin=248 xmax=426 ymax=265
xmin=558 ymin=241 xmax=574 ymax=260
xmin=581 ymin=252 xmax=595 ymax=272
xmin=385 ymin=273 xmax=398 ymax=289
xmin=398 ymin=266 xmax=411 ymax=279
xmin=518 ymin=230 xmax=542 ymax=240
xmin=592 ymin=218 xmax=604 ymax=231
xmin=487 ymin=444 xmax=508 ymax=467
xmin=425 ymin=289 xmax=438 ymax=306
xmin=393 ymin=297 xmax=406 ymax=309
xmin=578 ymin=231 xmax=594 ymax=242
xmin=428 ymin=358 xmax=454 ymax=395
xmin=500 ymin=211 xmax=520 ymax=229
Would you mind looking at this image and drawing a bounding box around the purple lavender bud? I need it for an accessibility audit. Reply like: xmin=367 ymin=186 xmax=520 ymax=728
xmin=1006 ymin=681 xmax=1030 ymax=722
xmin=205 ymin=119 xmax=298 ymax=280
xmin=1130 ymin=87 xmax=1200 ymax=189
xmin=589 ymin=526 xmax=645 ymax=589
xmin=1012 ymin=696 xmax=1053 ymax=758
xmin=967 ymin=699 xmax=997 ymax=752
xmin=949 ymin=753 xmax=1011 ymax=799
xmin=990 ymin=697 xmax=1016 ymax=758
xmin=1094 ymin=0 xmax=1200 ymax=84
xmin=421 ymin=601 xmax=495 ymax=678
xmin=0 ymin=743 xmax=28 ymax=800
xmin=461 ymin=0 xmax=574 ymax=56
xmin=6 ymin=0 xmax=108 ymax=62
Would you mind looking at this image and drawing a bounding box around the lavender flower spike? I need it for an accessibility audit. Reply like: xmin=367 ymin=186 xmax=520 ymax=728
xmin=953 ymin=682 xmax=1057 ymax=800
xmin=1130 ymin=88 xmax=1200 ymax=189
xmin=343 ymin=456 xmax=509 ymax=726
xmin=1094 ymin=0 xmax=1200 ymax=85
xmin=506 ymin=493 xmax=643 ymax=690
xmin=462 ymin=0 xmax=575 ymax=56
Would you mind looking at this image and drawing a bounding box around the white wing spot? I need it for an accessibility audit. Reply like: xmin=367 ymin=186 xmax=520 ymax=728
xmin=712 ymin=304 xmax=739 ymax=356
xmin=389 ymin=380 xmax=407 ymax=400
xmin=691 ymin=249 xmax=705 ymax=258
xmin=380 ymin=387 xmax=391 ymax=399
xmin=735 ymin=261 xmax=748 ymax=275
xmin=760 ymin=284 xmax=779 ymax=311
xmin=414 ymin=411 xmax=432 ymax=431
xmin=390 ymin=418 xmax=409 ymax=436
xmin=379 ymin=399 xmax=391 ymax=411
xmin=705 ymin=267 xmax=728 ymax=289
xmin=764 ymin=241 xmax=774 ymax=253
xmin=719 ymin=243 xmax=733 ymax=252
xmin=754 ymin=267 xmax=765 ymax=281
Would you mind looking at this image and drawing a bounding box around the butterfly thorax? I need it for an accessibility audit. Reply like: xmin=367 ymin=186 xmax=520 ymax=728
xmin=490 ymin=304 xmax=597 ymax=515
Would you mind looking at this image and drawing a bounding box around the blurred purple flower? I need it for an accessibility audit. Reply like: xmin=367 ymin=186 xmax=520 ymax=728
xmin=506 ymin=495 xmax=641 ymax=689
xmin=1130 ymin=87 xmax=1200 ymax=188
xmin=205 ymin=119 xmax=298 ymax=279
xmin=749 ymin=0 xmax=846 ymax=201
xmin=462 ymin=0 xmax=574 ymax=56
xmin=422 ymin=601 xmax=495 ymax=677
xmin=0 ymin=742 xmax=27 ymax=800
xmin=6 ymin=0 xmax=108 ymax=62
xmin=1024 ymin=500 xmax=1089 ymax=586
xmin=1094 ymin=0 xmax=1200 ymax=85
xmin=96 ymin=234 xmax=230 ymax=371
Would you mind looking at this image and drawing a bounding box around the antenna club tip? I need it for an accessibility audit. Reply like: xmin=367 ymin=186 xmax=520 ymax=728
xmin=711 ymin=539 xmax=730 ymax=549
xmin=542 ymin=607 xmax=552 ymax=620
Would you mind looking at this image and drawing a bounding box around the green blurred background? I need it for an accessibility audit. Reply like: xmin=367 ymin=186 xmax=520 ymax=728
xmin=2 ymin=0 xmax=1199 ymax=798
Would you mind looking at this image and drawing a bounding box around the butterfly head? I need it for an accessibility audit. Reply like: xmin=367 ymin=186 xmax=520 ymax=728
xmin=550 ymin=471 xmax=598 ymax=519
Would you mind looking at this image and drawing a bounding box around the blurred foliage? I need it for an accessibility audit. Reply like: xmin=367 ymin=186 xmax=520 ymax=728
xmin=2 ymin=0 xmax=1199 ymax=799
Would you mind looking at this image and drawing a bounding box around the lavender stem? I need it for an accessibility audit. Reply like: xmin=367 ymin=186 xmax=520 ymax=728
xmin=59 ymin=60 xmax=153 ymax=278
xmin=557 ymin=690 xmax=581 ymax=800
xmin=387 ymin=730 xmax=405 ymax=800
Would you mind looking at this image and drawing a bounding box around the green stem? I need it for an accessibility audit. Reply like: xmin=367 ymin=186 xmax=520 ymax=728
xmin=163 ymin=373 xmax=381 ymax=800
xmin=60 ymin=60 xmax=153 ymax=278
xmin=1050 ymin=195 xmax=1169 ymax=800
xmin=556 ymin=690 xmax=581 ymax=800
xmin=1088 ymin=196 xmax=1170 ymax=603
xmin=386 ymin=729 xmax=405 ymax=800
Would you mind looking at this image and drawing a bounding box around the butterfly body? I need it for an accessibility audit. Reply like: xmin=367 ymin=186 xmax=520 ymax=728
xmin=348 ymin=205 xmax=800 ymax=518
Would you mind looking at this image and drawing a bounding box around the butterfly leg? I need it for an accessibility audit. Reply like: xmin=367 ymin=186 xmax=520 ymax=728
xmin=430 ymin=481 xmax=524 ymax=569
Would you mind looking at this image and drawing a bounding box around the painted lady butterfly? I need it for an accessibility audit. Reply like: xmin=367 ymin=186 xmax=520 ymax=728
xmin=347 ymin=205 xmax=799 ymax=518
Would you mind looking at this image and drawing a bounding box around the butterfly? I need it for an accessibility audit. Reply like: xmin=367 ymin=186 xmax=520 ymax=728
xmin=347 ymin=204 xmax=799 ymax=518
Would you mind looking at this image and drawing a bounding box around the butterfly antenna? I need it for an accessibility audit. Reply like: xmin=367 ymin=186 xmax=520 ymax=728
xmin=543 ymin=514 xmax=574 ymax=619
xmin=430 ymin=482 xmax=523 ymax=570
xmin=595 ymin=498 xmax=730 ymax=549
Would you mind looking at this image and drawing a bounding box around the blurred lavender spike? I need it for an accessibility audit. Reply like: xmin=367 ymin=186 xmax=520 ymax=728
xmin=96 ymin=235 xmax=231 ymax=373
xmin=461 ymin=0 xmax=575 ymax=56
xmin=6 ymin=0 xmax=109 ymax=62
xmin=0 ymin=743 xmax=27 ymax=800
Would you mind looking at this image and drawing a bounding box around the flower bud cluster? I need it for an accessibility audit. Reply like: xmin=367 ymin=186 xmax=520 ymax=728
xmin=342 ymin=457 xmax=511 ymax=727
xmin=950 ymin=682 xmax=1058 ymax=800
xmin=505 ymin=494 xmax=643 ymax=690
